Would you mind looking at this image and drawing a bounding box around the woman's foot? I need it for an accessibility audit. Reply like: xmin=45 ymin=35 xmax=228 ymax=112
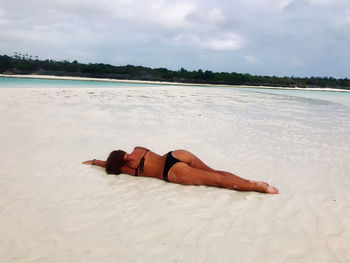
xmin=256 ymin=181 xmax=279 ymax=194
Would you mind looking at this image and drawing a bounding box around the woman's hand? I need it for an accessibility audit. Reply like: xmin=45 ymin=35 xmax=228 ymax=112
xmin=82 ymin=159 xmax=106 ymax=167
xmin=82 ymin=160 xmax=95 ymax=165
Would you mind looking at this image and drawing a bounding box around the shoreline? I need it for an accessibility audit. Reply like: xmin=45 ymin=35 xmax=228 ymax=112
xmin=0 ymin=73 xmax=225 ymax=87
xmin=1 ymin=73 xmax=349 ymax=92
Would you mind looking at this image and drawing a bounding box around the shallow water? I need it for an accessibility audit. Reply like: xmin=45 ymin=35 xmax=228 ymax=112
xmin=1 ymin=77 xmax=350 ymax=262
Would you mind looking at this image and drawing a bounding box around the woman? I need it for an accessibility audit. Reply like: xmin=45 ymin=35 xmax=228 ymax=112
xmin=83 ymin=146 xmax=278 ymax=194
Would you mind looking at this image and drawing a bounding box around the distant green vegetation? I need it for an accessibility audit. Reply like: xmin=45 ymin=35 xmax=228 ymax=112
xmin=1 ymin=54 xmax=349 ymax=89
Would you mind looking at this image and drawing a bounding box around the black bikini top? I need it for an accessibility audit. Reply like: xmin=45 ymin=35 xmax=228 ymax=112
xmin=134 ymin=149 xmax=149 ymax=176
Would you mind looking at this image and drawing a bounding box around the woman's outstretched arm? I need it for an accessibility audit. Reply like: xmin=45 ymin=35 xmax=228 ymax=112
xmin=82 ymin=159 xmax=106 ymax=167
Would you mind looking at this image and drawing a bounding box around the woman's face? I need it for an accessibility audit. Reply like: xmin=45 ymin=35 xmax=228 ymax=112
xmin=123 ymin=153 xmax=128 ymax=162
xmin=123 ymin=152 xmax=135 ymax=168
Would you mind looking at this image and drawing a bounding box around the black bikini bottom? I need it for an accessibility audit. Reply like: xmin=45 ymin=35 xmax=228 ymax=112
xmin=163 ymin=151 xmax=181 ymax=182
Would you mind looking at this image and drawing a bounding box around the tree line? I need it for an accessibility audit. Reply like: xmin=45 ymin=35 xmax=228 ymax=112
xmin=0 ymin=54 xmax=349 ymax=89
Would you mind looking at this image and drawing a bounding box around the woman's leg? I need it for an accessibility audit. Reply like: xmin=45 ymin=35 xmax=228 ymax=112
xmin=168 ymin=163 xmax=277 ymax=193
xmin=172 ymin=150 xmax=218 ymax=172
xmin=171 ymin=150 xmax=278 ymax=194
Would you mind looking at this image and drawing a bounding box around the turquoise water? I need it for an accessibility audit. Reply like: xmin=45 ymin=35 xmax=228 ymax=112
xmin=1 ymin=76 xmax=350 ymax=99
xmin=0 ymin=76 xmax=159 ymax=88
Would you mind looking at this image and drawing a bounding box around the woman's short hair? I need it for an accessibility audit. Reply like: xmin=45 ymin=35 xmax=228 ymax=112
xmin=105 ymin=150 xmax=127 ymax=175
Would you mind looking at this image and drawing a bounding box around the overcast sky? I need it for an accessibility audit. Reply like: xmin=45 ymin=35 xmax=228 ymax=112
xmin=0 ymin=0 xmax=349 ymax=78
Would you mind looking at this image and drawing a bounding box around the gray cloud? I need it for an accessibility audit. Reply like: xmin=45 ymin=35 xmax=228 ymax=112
xmin=0 ymin=0 xmax=349 ymax=77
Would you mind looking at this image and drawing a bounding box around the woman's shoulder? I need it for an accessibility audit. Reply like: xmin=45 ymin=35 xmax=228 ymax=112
xmin=134 ymin=146 xmax=150 ymax=151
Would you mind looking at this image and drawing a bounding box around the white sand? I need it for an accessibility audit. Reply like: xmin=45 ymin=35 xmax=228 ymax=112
xmin=1 ymin=81 xmax=350 ymax=262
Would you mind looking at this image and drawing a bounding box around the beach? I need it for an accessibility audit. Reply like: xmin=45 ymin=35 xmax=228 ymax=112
xmin=1 ymin=76 xmax=350 ymax=262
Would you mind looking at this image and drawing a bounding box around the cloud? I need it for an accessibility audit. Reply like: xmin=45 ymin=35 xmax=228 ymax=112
xmin=0 ymin=0 xmax=349 ymax=77
xmin=186 ymin=7 xmax=225 ymax=26
xmin=205 ymin=33 xmax=243 ymax=51
xmin=244 ymin=56 xmax=259 ymax=64
xmin=113 ymin=1 xmax=197 ymax=28
xmin=171 ymin=32 xmax=244 ymax=51
xmin=0 ymin=8 xmax=6 ymax=17
xmin=289 ymin=58 xmax=305 ymax=67
xmin=308 ymin=0 xmax=345 ymax=5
